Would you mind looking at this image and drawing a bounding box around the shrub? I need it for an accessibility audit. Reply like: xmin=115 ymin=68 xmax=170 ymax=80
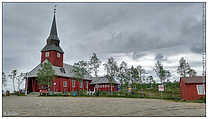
xmin=79 ymin=90 xmax=88 ymax=96
xmin=18 ymin=93 xmax=25 ymax=96
xmin=200 ymin=96 xmax=206 ymax=103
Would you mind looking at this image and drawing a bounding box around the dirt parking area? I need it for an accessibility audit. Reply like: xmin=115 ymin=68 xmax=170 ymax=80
xmin=3 ymin=96 xmax=206 ymax=117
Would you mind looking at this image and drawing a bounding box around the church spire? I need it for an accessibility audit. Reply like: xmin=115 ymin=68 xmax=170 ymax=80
xmin=41 ymin=5 xmax=64 ymax=54
xmin=48 ymin=5 xmax=59 ymax=41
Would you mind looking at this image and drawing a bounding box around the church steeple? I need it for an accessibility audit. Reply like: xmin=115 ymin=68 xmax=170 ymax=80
xmin=41 ymin=6 xmax=64 ymax=67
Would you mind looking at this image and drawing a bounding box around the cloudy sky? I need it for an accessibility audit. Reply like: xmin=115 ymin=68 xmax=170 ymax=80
xmin=3 ymin=3 xmax=205 ymax=86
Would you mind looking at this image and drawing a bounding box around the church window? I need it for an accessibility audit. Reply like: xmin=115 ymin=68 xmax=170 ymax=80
xmin=86 ymin=81 xmax=88 ymax=89
xmin=80 ymin=81 xmax=83 ymax=88
xmin=72 ymin=80 xmax=75 ymax=88
xmin=46 ymin=52 xmax=49 ymax=57
xmin=196 ymin=84 xmax=205 ymax=95
xmin=63 ymin=81 xmax=67 ymax=87
xmin=57 ymin=52 xmax=60 ymax=58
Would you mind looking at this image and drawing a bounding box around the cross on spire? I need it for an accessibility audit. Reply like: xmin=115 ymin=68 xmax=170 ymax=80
xmin=54 ymin=5 xmax=56 ymax=14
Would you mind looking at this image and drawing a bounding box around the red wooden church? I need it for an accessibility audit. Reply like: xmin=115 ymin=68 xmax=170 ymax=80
xmin=180 ymin=76 xmax=206 ymax=100
xmin=26 ymin=10 xmax=119 ymax=93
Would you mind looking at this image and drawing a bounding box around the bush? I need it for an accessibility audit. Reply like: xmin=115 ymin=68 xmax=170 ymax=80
xmin=79 ymin=90 xmax=88 ymax=96
xmin=18 ymin=93 xmax=25 ymax=96
xmin=63 ymin=91 xmax=69 ymax=96
xmin=200 ymin=96 xmax=206 ymax=103
xmin=99 ymin=91 xmax=108 ymax=96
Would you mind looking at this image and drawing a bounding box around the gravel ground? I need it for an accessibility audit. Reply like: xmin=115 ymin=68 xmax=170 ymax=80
xmin=2 ymin=96 xmax=206 ymax=117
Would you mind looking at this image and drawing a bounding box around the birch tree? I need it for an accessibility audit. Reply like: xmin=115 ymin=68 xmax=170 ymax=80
xmin=72 ymin=60 xmax=90 ymax=94
xmin=2 ymin=72 xmax=7 ymax=92
xmin=177 ymin=57 xmax=190 ymax=77
xmin=16 ymin=73 xmax=25 ymax=92
xmin=72 ymin=60 xmax=90 ymax=79
xmin=136 ymin=65 xmax=145 ymax=83
xmin=118 ymin=61 xmax=128 ymax=88
xmin=153 ymin=60 xmax=171 ymax=84
xmin=104 ymin=57 xmax=119 ymax=93
xmin=89 ymin=53 xmax=101 ymax=77
xmin=8 ymin=70 xmax=17 ymax=92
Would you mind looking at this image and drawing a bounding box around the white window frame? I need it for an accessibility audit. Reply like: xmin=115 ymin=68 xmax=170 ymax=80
xmin=57 ymin=52 xmax=60 ymax=58
xmin=46 ymin=52 xmax=49 ymax=57
xmin=72 ymin=80 xmax=75 ymax=88
xmin=86 ymin=81 xmax=88 ymax=89
xmin=196 ymin=84 xmax=205 ymax=95
xmin=80 ymin=81 xmax=83 ymax=88
xmin=63 ymin=81 xmax=67 ymax=87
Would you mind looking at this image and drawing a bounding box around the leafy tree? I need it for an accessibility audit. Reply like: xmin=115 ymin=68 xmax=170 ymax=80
xmin=177 ymin=57 xmax=190 ymax=77
xmin=153 ymin=60 xmax=171 ymax=84
xmin=147 ymin=76 xmax=154 ymax=88
xmin=136 ymin=65 xmax=145 ymax=84
xmin=16 ymin=73 xmax=25 ymax=92
xmin=187 ymin=68 xmax=197 ymax=77
xmin=8 ymin=70 xmax=17 ymax=92
xmin=118 ymin=61 xmax=129 ymax=89
xmin=89 ymin=53 xmax=101 ymax=77
xmin=164 ymin=70 xmax=171 ymax=82
xmin=104 ymin=57 xmax=119 ymax=93
xmin=37 ymin=62 xmax=55 ymax=91
xmin=130 ymin=66 xmax=139 ymax=89
xmin=126 ymin=68 xmax=132 ymax=88
xmin=72 ymin=60 xmax=90 ymax=79
xmin=72 ymin=60 xmax=90 ymax=94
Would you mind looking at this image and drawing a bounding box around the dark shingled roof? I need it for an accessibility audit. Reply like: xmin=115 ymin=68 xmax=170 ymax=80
xmin=182 ymin=76 xmax=206 ymax=84
xmin=27 ymin=59 xmax=91 ymax=80
xmin=48 ymin=14 xmax=59 ymax=41
xmin=41 ymin=44 xmax=64 ymax=53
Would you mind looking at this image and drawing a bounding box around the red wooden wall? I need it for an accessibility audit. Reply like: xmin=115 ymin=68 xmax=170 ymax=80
xmin=27 ymin=77 xmax=118 ymax=93
xmin=41 ymin=51 xmax=63 ymax=67
xmin=28 ymin=76 xmax=91 ymax=92
xmin=180 ymin=79 xmax=206 ymax=100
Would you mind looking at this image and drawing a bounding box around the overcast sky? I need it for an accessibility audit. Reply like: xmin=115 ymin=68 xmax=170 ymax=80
xmin=3 ymin=3 xmax=205 ymax=85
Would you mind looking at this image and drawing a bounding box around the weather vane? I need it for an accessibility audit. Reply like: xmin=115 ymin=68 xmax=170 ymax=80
xmin=54 ymin=4 xmax=57 ymax=14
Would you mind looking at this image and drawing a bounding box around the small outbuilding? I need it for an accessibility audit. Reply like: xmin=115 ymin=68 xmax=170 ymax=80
xmin=89 ymin=77 xmax=119 ymax=92
xmin=180 ymin=76 xmax=206 ymax=100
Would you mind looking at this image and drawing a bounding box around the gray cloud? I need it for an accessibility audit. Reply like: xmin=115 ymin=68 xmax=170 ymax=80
xmin=155 ymin=54 xmax=167 ymax=61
